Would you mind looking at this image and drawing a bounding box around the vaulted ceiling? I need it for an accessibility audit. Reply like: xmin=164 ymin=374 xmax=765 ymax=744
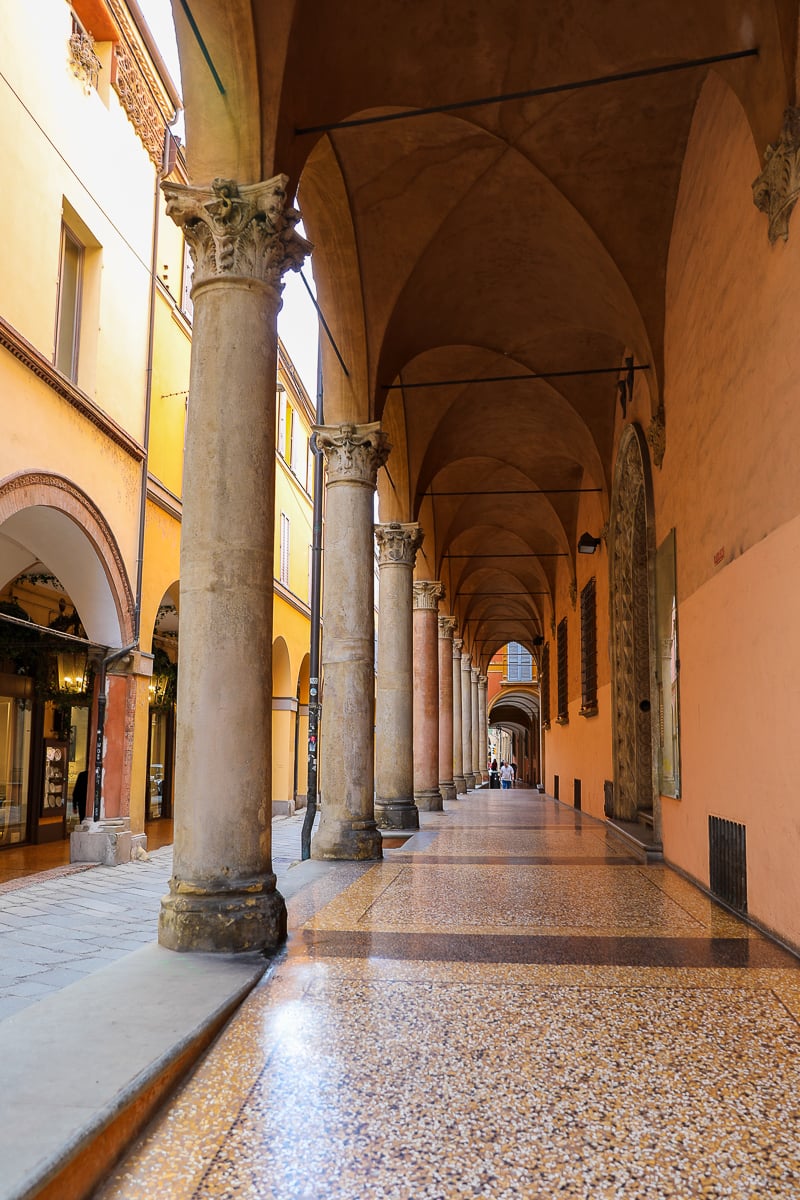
xmin=173 ymin=0 xmax=795 ymax=663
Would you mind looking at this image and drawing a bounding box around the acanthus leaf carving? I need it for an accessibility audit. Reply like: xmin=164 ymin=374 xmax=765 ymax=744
xmin=412 ymin=580 xmax=445 ymax=610
xmin=752 ymin=107 xmax=800 ymax=244
xmin=375 ymin=523 xmax=423 ymax=567
xmin=316 ymin=422 xmax=391 ymax=487
xmin=163 ymin=176 xmax=311 ymax=293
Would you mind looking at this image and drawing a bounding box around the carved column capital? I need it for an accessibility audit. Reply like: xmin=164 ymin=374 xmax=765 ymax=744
xmin=413 ymin=580 xmax=445 ymax=610
xmin=316 ymin=422 xmax=391 ymax=487
xmin=752 ymin=107 xmax=800 ymax=243
xmin=461 ymin=651 xmax=472 ymax=669
xmin=163 ymin=175 xmax=310 ymax=293
xmin=439 ymin=615 xmax=458 ymax=640
xmin=479 ymin=674 xmax=488 ymax=688
xmin=375 ymin=522 xmax=423 ymax=567
xmin=453 ymin=637 xmax=464 ymax=657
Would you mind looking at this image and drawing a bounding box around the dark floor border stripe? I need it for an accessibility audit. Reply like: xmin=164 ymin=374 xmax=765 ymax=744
xmin=384 ymin=855 xmax=639 ymax=866
xmin=293 ymin=930 xmax=800 ymax=969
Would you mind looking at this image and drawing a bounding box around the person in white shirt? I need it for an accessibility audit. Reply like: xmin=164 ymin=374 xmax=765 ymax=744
xmin=500 ymin=762 xmax=514 ymax=789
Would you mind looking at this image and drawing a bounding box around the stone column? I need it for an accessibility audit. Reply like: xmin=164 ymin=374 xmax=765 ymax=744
xmin=374 ymin=523 xmax=423 ymax=829
xmin=470 ymin=666 xmax=481 ymax=784
xmin=461 ymin=650 xmax=475 ymax=790
xmin=413 ymin=581 xmax=445 ymax=811
xmin=452 ymin=636 xmax=466 ymax=794
xmin=158 ymin=176 xmax=309 ymax=953
xmin=438 ymin=616 xmax=457 ymax=801
xmin=312 ymin=423 xmax=390 ymax=859
xmin=478 ymin=675 xmax=489 ymax=782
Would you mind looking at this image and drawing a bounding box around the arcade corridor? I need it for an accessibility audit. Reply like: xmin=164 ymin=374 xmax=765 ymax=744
xmin=96 ymin=789 xmax=800 ymax=1200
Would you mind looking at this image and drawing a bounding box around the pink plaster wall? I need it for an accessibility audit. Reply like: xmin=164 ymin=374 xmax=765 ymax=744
xmin=656 ymin=72 xmax=800 ymax=949
xmin=663 ymin=513 xmax=800 ymax=948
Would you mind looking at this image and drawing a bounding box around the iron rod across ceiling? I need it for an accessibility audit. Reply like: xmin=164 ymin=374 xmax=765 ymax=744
xmin=430 ymin=488 xmax=602 ymax=496
xmin=296 ymin=48 xmax=758 ymax=134
xmin=385 ymin=365 xmax=650 ymax=390
xmin=445 ymin=553 xmax=567 ymax=558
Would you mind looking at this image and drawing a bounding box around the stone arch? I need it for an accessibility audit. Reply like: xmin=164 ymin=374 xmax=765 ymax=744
xmin=608 ymin=425 xmax=659 ymax=833
xmin=0 ymin=472 xmax=134 ymax=646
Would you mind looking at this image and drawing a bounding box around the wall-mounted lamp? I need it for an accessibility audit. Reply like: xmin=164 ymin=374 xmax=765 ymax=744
xmin=577 ymin=532 xmax=601 ymax=555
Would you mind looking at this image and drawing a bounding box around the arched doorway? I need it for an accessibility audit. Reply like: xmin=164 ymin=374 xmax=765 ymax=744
xmin=609 ymin=426 xmax=658 ymax=835
xmin=145 ymin=584 xmax=179 ymax=822
xmin=0 ymin=473 xmax=133 ymax=845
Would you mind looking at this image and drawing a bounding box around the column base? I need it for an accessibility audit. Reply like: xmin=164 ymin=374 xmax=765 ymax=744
xmin=415 ymin=788 xmax=443 ymax=812
xmin=374 ymin=801 xmax=420 ymax=830
xmin=158 ymin=877 xmax=286 ymax=954
xmin=439 ymin=780 xmax=456 ymax=802
xmin=465 ymin=773 xmax=477 ymax=790
xmin=453 ymin=774 xmax=467 ymax=795
xmin=311 ymin=815 xmax=383 ymax=860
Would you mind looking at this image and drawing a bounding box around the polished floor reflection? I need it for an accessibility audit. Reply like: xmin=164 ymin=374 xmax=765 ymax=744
xmin=96 ymin=791 xmax=800 ymax=1200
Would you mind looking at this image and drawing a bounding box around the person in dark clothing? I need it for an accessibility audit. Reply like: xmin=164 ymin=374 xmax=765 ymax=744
xmin=72 ymin=769 xmax=88 ymax=823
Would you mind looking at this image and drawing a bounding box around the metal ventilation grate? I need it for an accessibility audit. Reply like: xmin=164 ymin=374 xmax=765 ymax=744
xmin=708 ymin=815 xmax=747 ymax=913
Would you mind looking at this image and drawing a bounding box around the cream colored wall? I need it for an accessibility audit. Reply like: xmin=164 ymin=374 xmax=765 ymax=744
xmin=0 ymin=0 xmax=155 ymax=432
xmin=655 ymin=72 xmax=800 ymax=948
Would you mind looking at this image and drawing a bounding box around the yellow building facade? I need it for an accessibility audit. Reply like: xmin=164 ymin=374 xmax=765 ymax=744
xmin=0 ymin=0 xmax=315 ymax=854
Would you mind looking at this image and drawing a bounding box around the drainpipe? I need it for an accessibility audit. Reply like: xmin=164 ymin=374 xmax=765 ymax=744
xmin=301 ymin=340 xmax=324 ymax=860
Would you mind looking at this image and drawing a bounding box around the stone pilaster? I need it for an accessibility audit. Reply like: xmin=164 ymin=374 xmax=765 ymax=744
xmin=413 ymin=581 xmax=445 ymax=811
xmin=478 ymin=675 xmax=489 ymax=781
xmin=312 ymin=423 xmax=390 ymax=860
xmin=158 ymin=175 xmax=309 ymax=954
xmin=374 ymin=523 xmax=424 ymax=829
xmin=461 ymin=651 xmax=475 ymax=790
xmin=438 ymin=616 xmax=458 ymax=801
xmin=470 ymin=666 xmax=481 ymax=784
xmin=452 ymin=636 xmax=466 ymax=794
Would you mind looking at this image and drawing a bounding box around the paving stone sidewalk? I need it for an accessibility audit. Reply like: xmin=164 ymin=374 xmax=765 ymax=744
xmin=0 ymin=812 xmax=310 ymax=1022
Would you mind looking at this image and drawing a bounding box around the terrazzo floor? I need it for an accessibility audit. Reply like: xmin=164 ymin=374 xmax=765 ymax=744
xmin=95 ymin=790 xmax=800 ymax=1200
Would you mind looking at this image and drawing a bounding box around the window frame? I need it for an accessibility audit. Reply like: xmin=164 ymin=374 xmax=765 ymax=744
xmin=55 ymin=224 xmax=84 ymax=382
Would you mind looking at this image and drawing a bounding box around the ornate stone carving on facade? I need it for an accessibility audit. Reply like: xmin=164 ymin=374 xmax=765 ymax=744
xmin=453 ymin=636 xmax=464 ymax=657
xmin=609 ymin=429 xmax=654 ymax=823
xmin=752 ymin=107 xmax=800 ymax=243
xmin=375 ymin=522 xmax=423 ymax=566
xmin=111 ymin=41 xmax=166 ymax=166
xmin=647 ymin=406 xmax=666 ymax=468
xmin=413 ymin=580 xmax=445 ymax=610
xmin=69 ymin=28 xmax=102 ymax=92
xmin=163 ymin=177 xmax=311 ymax=293
xmin=316 ymin=422 xmax=390 ymax=488
xmin=439 ymin=615 xmax=458 ymax=639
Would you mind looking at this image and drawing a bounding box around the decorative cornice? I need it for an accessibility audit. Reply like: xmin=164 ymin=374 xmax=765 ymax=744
xmin=163 ymin=176 xmax=310 ymax=294
xmin=316 ymin=422 xmax=390 ymax=488
xmin=375 ymin=523 xmax=423 ymax=567
xmin=412 ymin=580 xmax=445 ymax=610
xmin=439 ymin=615 xmax=458 ymax=639
xmin=752 ymin=107 xmax=800 ymax=243
xmin=0 ymin=314 xmax=144 ymax=461
xmin=111 ymin=42 xmax=166 ymax=167
xmin=146 ymin=475 xmax=182 ymax=519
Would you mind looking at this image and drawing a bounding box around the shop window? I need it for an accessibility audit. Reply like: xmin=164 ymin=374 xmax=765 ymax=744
xmin=556 ymin=617 xmax=569 ymax=723
xmin=55 ymin=225 xmax=84 ymax=381
xmin=280 ymin=512 xmax=290 ymax=586
xmin=579 ymin=577 xmax=598 ymax=717
xmin=541 ymin=643 xmax=551 ymax=730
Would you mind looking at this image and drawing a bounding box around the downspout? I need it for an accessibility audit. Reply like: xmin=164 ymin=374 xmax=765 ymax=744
xmin=93 ymin=130 xmax=173 ymax=824
xmin=301 ymin=340 xmax=324 ymax=860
